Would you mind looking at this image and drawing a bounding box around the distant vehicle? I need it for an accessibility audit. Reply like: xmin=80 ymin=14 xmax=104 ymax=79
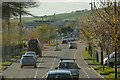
xmin=20 ymin=55 xmax=37 ymax=68
xmin=103 ymin=52 xmax=120 ymax=67
xmin=55 ymin=59 xmax=80 ymax=79
xmin=69 ymin=42 xmax=77 ymax=49
xmin=46 ymin=70 xmax=73 ymax=80
xmin=62 ymin=39 xmax=68 ymax=44
xmin=25 ymin=51 xmax=37 ymax=59
xmin=27 ymin=39 xmax=42 ymax=57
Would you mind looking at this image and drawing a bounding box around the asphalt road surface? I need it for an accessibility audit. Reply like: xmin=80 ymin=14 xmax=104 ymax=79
xmin=2 ymin=41 xmax=104 ymax=79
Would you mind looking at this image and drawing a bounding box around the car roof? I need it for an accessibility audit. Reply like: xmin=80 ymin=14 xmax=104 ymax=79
xmin=70 ymin=42 xmax=76 ymax=44
xmin=47 ymin=70 xmax=71 ymax=74
xmin=25 ymin=51 xmax=36 ymax=53
xmin=60 ymin=60 xmax=75 ymax=63
xmin=22 ymin=54 xmax=34 ymax=57
xmin=60 ymin=59 xmax=76 ymax=63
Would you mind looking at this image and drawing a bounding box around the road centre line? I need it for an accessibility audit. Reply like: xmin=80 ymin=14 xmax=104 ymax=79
xmin=34 ymin=56 xmax=44 ymax=79
xmin=42 ymin=52 xmax=59 ymax=78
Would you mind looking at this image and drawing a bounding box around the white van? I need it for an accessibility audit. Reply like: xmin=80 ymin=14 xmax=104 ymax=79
xmin=103 ymin=52 xmax=120 ymax=67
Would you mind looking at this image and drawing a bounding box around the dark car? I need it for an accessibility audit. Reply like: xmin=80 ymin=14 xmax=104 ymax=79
xmin=62 ymin=39 xmax=68 ymax=44
xmin=46 ymin=70 xmax=73 ymax=80
xmin=55 ymin=59 xmax=80 ymax=79
xmin=27 ymin=39 xmax=42 ymax=57
xmin=69 ymin=42 xmax=77 ymax=49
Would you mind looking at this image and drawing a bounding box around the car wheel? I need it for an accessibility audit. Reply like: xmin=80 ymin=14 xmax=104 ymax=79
xmin=34 ymin=65 xmax=37 ymax=68
xmin=21 ymin=65 xmax=23 ymax=68
xmin=109 ymin=63 xmax=114 ymax=68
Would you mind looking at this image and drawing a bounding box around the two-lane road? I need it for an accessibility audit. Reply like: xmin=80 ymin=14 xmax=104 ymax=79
xmin=2 ymin=41 xmax=104 ymax=79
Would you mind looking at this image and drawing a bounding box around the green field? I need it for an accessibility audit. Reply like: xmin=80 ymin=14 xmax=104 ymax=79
xmin=22 ymin=10 xmax=89 ymax=23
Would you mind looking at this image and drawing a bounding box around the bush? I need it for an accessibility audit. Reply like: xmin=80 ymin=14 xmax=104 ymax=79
xmin=46 ymin=42 xmax=59 ymax=46
xmin=2 ymin=62 xmax=12 ymax=66
xmin=104 ymin=73 xmax=120 ymax=79
xmin=95 ymin=66 xmax=115 ymax=75
xmin=83 ymin=51 xmax=91 ymax=60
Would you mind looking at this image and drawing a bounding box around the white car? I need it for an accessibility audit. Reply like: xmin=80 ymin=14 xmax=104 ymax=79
xmin=20 ymin=55 xmax=37 ymax=68
xmin=103 ymin=52 xmax=120 ymax=67
xmin=25 ymin=51 xmax=37 ymax=59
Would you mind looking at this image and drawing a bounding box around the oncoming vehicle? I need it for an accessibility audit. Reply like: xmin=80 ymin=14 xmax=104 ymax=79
xmin=55 ymin=59 xmax=80 ymax=79
xmin=69 ymin=42 xmax=77 ymax=49
xmin=27 ymin=39 xmax=42 ymax=57
xmin=25 ymin=51 xmax=37 ymax=59
xmin=46 ymin=70 xmax=73 ymax=80
xmin=62 ymin=39 xmax=68 ymax=44
xmin=20 ymin=55 xmax=37 ymax=68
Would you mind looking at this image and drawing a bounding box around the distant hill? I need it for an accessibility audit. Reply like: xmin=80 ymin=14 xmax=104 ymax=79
xmin=22 ymin=10 xmax=89 ymax=23
xmin=22 ymin=10 xmax=89 ymax=29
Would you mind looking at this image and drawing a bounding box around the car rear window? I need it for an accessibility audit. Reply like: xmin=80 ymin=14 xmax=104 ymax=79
xmin=23 ymin=56 xmax=34 ymax=59
xmin=48 ymin=73 xmax=71 ymax=78
xmin=26 ymin=53 xmax=35 ymax=55
xmin=59 ymin=62 xmax=77 ymax=69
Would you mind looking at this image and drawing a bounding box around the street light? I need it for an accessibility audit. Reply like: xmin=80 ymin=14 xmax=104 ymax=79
xmin=56 ymin=29 xmax=58 ymax=50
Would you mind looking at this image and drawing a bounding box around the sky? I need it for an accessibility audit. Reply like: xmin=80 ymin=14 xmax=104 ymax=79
xmin=28 ymin=2 xmax=91 ymax=16
xmin=1 ymin=0 xmax=92 ymax=16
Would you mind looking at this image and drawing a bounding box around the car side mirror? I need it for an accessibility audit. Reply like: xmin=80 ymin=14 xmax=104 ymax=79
xmin=55 ymin=67 xmax=58 ymax=69
xmin=112 ymin=56 xmax=115 ymax=58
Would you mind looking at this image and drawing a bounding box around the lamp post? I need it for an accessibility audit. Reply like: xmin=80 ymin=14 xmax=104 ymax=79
xmin=56 ymin=29 xmax=58 ymax=50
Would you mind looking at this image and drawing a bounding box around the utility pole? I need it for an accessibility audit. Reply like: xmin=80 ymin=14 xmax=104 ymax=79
xmin=114 ymin=0 xmax=117 ymax=79
xmin=19 ymin=2 xmax=22 ymax=52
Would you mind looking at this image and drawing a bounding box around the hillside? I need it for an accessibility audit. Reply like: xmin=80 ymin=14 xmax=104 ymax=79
xmin=22 ymin=10 xmax=89 ymax=23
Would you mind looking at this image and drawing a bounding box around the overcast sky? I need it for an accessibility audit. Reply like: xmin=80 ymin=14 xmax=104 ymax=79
xmin=29 ymin=1 xmax=91 ymax=16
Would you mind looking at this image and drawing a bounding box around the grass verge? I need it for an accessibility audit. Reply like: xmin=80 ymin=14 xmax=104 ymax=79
xmin=45 ymin=42 xmax=59 ymax=46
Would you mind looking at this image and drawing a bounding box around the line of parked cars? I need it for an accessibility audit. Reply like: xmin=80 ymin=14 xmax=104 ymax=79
xmin=61 ymin=37 xmax=78 ymax=49
xmin=46 ymin=59 xmax=80 ymax=80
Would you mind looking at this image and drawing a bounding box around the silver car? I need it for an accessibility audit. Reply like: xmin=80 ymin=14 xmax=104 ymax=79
xmin=46 ymin=70 xmax=73 ymax=80
xmin=55 ymin=59 xmax=80 ymax=79
xmin=20 ymin=55 xmax=37 ymax=68
xmin=25 ymin=51 xmax=37 ymax=59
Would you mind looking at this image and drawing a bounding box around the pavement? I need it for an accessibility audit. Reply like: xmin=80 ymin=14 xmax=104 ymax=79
xmin=2 ymin=41 xmax=105 ymax=79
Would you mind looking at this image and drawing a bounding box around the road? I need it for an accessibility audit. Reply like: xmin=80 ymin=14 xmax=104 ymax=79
xmin=2 ymin=41 xmax=104 ymax=79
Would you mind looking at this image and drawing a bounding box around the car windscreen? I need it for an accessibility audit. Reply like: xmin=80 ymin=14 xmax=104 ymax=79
xmin=47 ymin=73 xmax=71 ymax=78
xmin=26 ymin=53 xmax=35 ymax=55
xmin=23 ymin=56 xmax=34 ymax=59
xmin=28 ymin=39 xmax=38 ymax=47
xmin=59 ymin=62 xmax=77 ymax=69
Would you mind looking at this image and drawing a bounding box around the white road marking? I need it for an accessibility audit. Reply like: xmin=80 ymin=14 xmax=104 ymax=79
xmin=50 ymin=53 xmax=59 ymax=70
xmin=34 ymin=56 xmax=44 ymax=79
xmin=91 ymin=67 xmax=104 ymax=78
xmin=42 ymin=52 xmax=59 ymax=78
xmin=87 ymin=67 xmax=90 ymax=70
xmin=75 ymin=43 xmax=90 ymax=78
xmin=82 ymin=69 xmax=90 ymax=78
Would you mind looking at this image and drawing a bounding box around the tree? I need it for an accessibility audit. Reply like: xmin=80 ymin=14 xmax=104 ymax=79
xmin=35 ymin=25 xmax=56 ymax=43
xmin=2 ymin=2 xmax=39 ymax=60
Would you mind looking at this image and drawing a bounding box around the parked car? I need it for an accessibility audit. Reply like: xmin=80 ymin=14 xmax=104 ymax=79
xmin=20 ymin=55 xmax=37 ymax=68
xmin=25 ymin=51 xmax=37 ymax=59
xmin=55 ymin=59 xmax=80 ymax=79
xmin=61 ymin=39 xmax=68 ymax=44
xmin=103 ymin=52 xmax=120 ymax=67
xmin=46 ymin=70 xmax=73 ymax=80
xmin=69 ymin=42 xmax=77 ymax=49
